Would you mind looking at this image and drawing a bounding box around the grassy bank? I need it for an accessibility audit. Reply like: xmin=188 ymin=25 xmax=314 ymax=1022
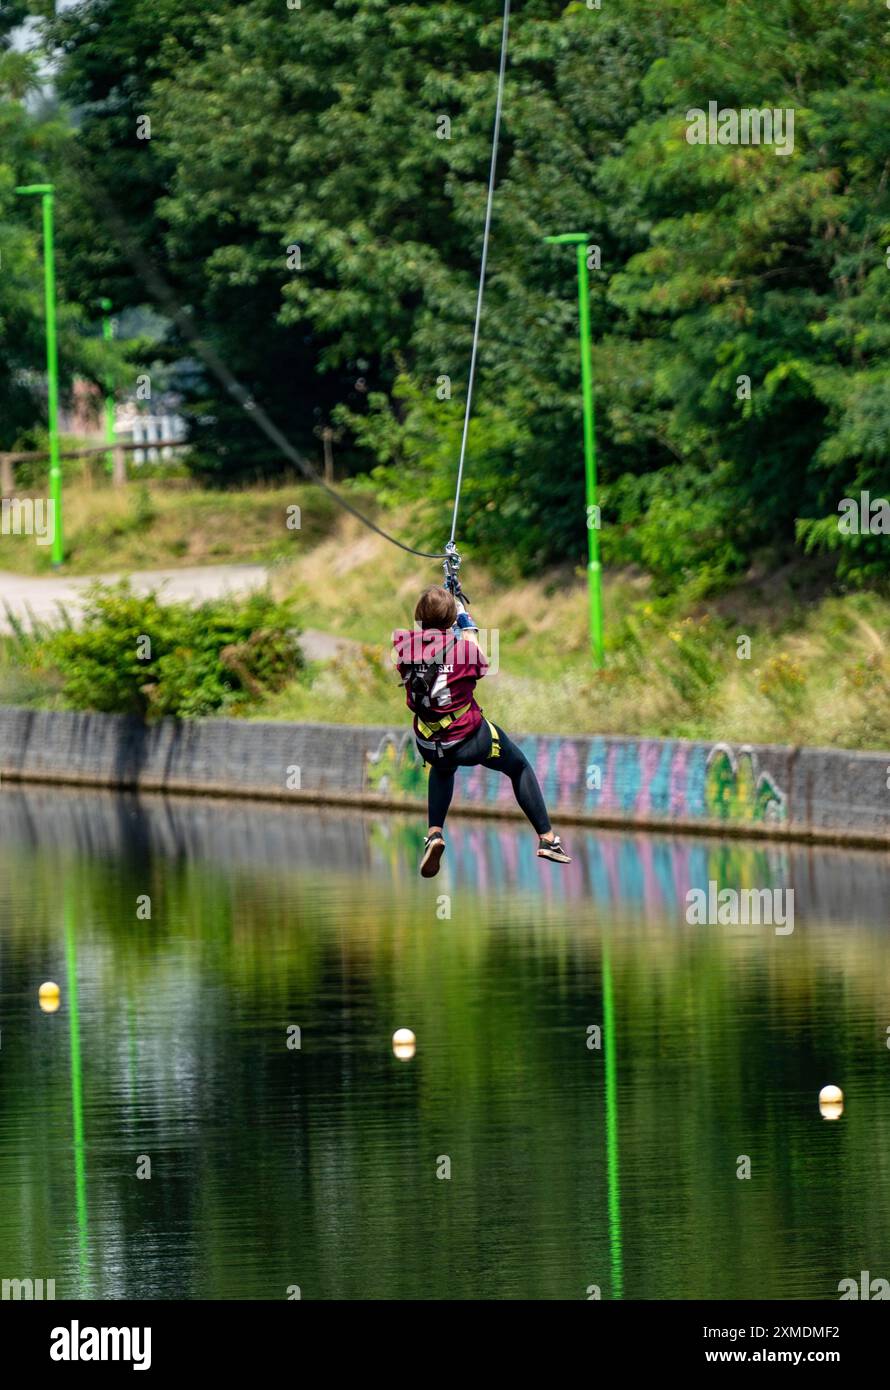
xmin=3 ymin=484 xmax=890 ymax=751
xmin=254 ymin=517 xmax=890 ymax=751
xmin=0 ymin=476 xmax=339 ymax=575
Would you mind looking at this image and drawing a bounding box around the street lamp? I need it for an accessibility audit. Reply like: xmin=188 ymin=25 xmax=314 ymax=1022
xmin=544 ymin=231 xmax=603 ymax=668
xmin=16 ymin=183 xmax=63 ymax=566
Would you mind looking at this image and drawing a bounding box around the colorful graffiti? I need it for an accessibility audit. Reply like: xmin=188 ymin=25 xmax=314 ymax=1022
xmin=363 ymin=731 xmax=789 ymax=826
xmin=704 ymin=743 xmax=786 ymax=823
xmin=365 ymin=731 xmax=429 ymax=800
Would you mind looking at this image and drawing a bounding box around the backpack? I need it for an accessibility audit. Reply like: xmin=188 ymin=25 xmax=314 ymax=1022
xmin=401 ymin=634 xmax=457 ymax=721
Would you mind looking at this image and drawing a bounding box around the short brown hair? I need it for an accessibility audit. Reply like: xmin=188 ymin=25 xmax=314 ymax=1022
xmin=415 ymin=585 xmax=457 ymax=630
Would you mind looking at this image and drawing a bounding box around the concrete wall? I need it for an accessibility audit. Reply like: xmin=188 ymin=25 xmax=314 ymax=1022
xmin=1 ymin=706 xmax=888 ymax=846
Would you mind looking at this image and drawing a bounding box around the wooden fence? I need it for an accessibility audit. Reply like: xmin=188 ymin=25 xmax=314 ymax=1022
xmin=0 ymin=439 xmax=188 ymax=492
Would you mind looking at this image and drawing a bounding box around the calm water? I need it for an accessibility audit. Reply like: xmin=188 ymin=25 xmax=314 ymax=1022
xmin=1 ymin=784 xmax=889 ymax=1301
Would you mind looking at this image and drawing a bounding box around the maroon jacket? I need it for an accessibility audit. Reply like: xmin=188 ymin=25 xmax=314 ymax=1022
xmin=392 ymin=627 xmax=489 ymax=749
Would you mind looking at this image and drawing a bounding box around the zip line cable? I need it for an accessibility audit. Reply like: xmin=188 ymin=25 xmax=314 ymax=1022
xmin=61 ymin=3 xmax=511 ymax=567
xmin=449 ymin=0 xmax=511 ymax=548
xmin=77 ymin=160 xmax=445 ymax=558
xmin=52 ymin=125 xmax=444 ymax=560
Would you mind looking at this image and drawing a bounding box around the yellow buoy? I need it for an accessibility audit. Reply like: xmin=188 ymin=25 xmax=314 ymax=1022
xmin=38 ymin=981 xmax=61 ymax=1014
xmin=392 ymin=1027 xmax=416 ymax=1061
xmin=819 ymin=1084 xmax=843 ymax=1105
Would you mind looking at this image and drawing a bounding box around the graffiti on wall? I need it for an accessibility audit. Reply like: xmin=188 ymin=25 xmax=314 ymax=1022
xmin=365 ymin=731 xmax=429 ymax=800
xmin=704 ymin=743 xmax=786 ymax=823
xmin=364 ymin=730 xmax=789 ymax=825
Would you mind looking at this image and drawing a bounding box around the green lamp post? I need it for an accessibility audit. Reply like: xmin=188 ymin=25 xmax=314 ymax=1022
xmin=16 ymin=183 xmax=63 ymax=566
xmin=544 ymin=232 xmax=603 ymax=668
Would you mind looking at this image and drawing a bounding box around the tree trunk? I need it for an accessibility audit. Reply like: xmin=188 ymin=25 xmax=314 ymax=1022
xmin=322 ymin=428 xmax=334 ymax=483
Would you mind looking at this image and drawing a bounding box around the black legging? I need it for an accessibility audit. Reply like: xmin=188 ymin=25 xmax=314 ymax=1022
xmin=419 ymin=721 xmax=551 ymax=835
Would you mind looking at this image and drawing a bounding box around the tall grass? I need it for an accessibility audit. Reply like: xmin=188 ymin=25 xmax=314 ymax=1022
xmin=0 ymin=477 xmax=339 ymax=575
xmin=3 ymin=484 xmax=890 ymax=750
xmin=261 ymin=520 xmax=890 ymax=750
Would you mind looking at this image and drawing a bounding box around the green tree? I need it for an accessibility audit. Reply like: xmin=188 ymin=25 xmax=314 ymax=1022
xmin=37 ymin=0 xmax=890 ymax=585
xmin=0 ymin=34 xmax=125 ymax=457
xmin=601 ymin=0 xmax=890 ymax=588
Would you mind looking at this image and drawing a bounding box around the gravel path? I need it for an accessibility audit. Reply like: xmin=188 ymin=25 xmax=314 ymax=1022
xmin=0 ymin=564 xmax=358 ymax=661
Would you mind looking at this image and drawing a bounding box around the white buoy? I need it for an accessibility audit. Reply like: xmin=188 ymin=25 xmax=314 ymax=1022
xmin=392 ymin=1028 xmax=416 ymax=1061
xmin=38 ymin=981 xmax=61 ymax=1014
xmin=819 ymin=1084 xmax=843 ymax=1105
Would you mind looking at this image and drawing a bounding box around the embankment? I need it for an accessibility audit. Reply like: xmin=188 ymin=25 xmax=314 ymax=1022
xmin=1 ymin=707 xmax=888 ymax=846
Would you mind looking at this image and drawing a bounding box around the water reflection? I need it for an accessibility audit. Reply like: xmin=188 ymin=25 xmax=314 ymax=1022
xmin=0 ymin=785 xmax=888 ymax=1301
xmin=3 ymin=785 xmax=888 ymax=925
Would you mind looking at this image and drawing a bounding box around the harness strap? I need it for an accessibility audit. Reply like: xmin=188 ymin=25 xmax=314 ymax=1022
xmin=415 ymin=702 xmax=472 ymax=739
xmin=486 ymin=720 xmax=501 ymax=759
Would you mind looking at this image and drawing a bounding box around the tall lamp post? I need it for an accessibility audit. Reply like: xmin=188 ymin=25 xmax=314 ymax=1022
xmin=15 ymin=182 xmax=63 ymax=566
xmin=544 ymin=231 xmax=603 ymax=668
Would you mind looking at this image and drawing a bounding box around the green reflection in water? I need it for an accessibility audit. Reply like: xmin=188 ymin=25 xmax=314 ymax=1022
xmin=64 ymin=889 xmax=89 ymax=1289
xmin=3 ymin=791 xmax=890 ymax=1300
xmin=602 ymin=939 xmax=623 ymax=1299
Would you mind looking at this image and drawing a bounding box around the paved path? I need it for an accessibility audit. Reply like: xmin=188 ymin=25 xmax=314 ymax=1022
xmin=0 ymin=564 xmax=358 ymax=661
xmin=0 ymin=564 xmax=270 ymax=631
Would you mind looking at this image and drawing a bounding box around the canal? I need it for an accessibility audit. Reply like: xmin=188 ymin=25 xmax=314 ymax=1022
xmin=1 ymin=784 xmax=888 ymax=1300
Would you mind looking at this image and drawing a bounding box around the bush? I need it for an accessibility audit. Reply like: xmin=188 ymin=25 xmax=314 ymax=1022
xmin=44 ymin=583 xmax=302 ymax=720
xmin=605 ymin=465 xmax=749 ymax=598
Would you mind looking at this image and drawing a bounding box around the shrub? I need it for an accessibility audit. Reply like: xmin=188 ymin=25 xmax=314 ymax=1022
xmin=757 ymin=652 xmax=807 ymax=715
xmin=44 ymin=583 xmax=302 ymax=720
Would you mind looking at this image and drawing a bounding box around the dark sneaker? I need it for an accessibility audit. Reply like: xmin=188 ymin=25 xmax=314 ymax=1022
xmin=537 ymin=834 xmax=571 ymax=864
xmin=420 ymin=832 xmax=446 ymax=878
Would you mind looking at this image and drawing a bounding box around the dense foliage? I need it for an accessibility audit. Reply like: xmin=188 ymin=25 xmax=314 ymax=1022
xmin=42 ymin=584 xmax=301 ymax=719
xmin=0 ymin=25 xmax=120 ymax=451
xmin=6 ymin=0 xmax=890 ymax=588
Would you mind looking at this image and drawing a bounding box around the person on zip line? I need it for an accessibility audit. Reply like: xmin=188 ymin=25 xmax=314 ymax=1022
xmin=392 ymin=584 xmax=571 ymax=878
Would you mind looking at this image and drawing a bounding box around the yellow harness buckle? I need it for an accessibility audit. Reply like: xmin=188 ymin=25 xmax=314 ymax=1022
xmin=415 ymin=702 xmax=471 ymax=739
